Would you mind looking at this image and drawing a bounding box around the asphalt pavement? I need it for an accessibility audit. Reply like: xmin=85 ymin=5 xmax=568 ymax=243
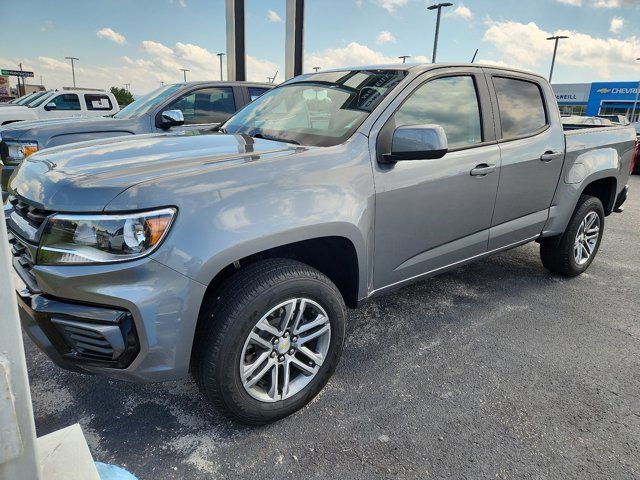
xmin=27 ymin=175 xmax=640 ymax=479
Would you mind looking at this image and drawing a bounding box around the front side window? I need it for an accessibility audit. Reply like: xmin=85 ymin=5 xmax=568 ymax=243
xmin=224 ymin=69 xmax=406 ymax=147
xmin=392 ymin=75 xmax=482 ymax=149
xmin=494 ymin=77 xmax=547 ymax=138
xmin=164 ymin=87 xmax=236 ymax=125
xmin=85 ymin=94 xmax=113 ymax=111
xmin=49 ymin=94 xmax=81 ymax=111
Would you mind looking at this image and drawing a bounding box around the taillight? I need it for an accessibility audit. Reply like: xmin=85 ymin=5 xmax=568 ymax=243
xmin=632 ymin=139 xmax=639 ymax=174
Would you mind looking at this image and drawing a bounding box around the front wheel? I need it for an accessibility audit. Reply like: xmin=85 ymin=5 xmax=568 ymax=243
xmin=192 ymin=259 xmax=346 ymax=425
xmin=540 ymin=195 xmax=605 ymax=277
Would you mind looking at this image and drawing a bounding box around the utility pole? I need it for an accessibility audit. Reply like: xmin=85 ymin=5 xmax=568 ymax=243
xmin=65 ymin=56 xmax=79 ymax=87
xmin=546 ymin=35 xmax=568 ymax=83
xmin=217 ymin=53 xmax=225 ymax=81
xmin=398 ymin=55 xmax=411 ymax=64
xmin=180 ymin=68 xmax=190 ymax=82
xmin=631 ymin=58 xmax=640 ymax=123
xmin=427 ymin=2 xmax=452 ymax=63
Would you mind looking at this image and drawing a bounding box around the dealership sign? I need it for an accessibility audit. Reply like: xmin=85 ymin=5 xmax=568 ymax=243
xmin=1 ymin=69 xmax=34 ymax=78
xmin=552 ymin=83 xmax=590 ymax=103
xmin=0 ymin=75 xmax=9 ymax=96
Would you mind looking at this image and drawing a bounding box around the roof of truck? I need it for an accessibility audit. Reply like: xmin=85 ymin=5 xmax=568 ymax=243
xmin=309 ymin=63 xmax=545 ymax=81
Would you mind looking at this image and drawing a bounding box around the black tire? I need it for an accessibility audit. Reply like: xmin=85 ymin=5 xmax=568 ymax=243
xmin=192 ymin=258 xmax=346 ymax=425
xmin=540 ymin=195 xmax=605 ymax=277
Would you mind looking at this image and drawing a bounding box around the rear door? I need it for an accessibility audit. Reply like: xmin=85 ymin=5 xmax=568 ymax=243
xmin=372 ymin=67 xmax=501 ymax=291
xmin=485 ymin=70 xmax=565 ymax=250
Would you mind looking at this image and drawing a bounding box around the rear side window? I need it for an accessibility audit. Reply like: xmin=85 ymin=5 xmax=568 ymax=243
xmin=493 ymin=77 xmax=547 ymax=138
xmin=85 ymin=94 xmax=113 ymax=111
xmin=248 ymin=87 xmax=270 ymax=101
xmin=393 ymin=75 xmax=483 ymax=149
xmin=165 ymin=87 xmax=236 ymax=125
xmin=49 ymin=94 xmax=81 ymax=111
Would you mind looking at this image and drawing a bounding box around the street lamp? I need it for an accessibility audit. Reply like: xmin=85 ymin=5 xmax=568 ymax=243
xmin=631 ymin=58 xmax=640 ymax=123
xmin=217 ymin=53 xmax=225 ymax=81
xmin=313 ymin=66 xmax=321 ymax=72
xmin=398 ymin=55 xmax=411 ymax=64
xmin=427 ymin=2 xmax=452 ymax=63
xmin=546 ymin=35 xmax=568 ymax=83
xmin=65 ymin=56 xmax=79 ymax=87
xmin=180 ymin=68 xmax=190 ymax=82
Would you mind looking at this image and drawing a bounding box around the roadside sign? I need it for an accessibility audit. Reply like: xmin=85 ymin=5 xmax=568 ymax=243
xmin=0 ymin=75 xmax=10 ymax=96
xmin=1 ymin=69 xmax=34 ymax=78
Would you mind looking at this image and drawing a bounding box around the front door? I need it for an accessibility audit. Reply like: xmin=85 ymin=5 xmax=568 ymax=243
xmin=372 ymin=69 xmax=501 ymax=291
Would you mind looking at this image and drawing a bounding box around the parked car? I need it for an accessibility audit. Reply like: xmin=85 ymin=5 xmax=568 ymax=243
xmin=6 ymin=64 xmax=636 ymax=424
xmin=0 ymin=81 xmax=273 ymax=200
xmin=597 ymin=114 xmax=630 ymax=125
xmin=0 ymin=88 xmax=119 ymax=126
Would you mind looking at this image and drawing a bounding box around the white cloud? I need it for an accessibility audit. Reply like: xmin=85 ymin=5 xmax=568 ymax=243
xmin=96 ymin=27 xmax=126 ymax=45
xmin=169 ymin=0 xmax=187 ymax=7
xmin=593 ymin=0 xmax=620 ymax=7
xmin=305 ymin=42 xmax=401 ymax=71
xmin=373 ymin=0 xmax=408 ymax=14
xmin=376 ymin=31 xmax=396 ymax=45
xmin=266 ymin=10 xmax=282 ymax=22
xmin=355 ymin=0 xmax=363 ymax=6
xmin=555 ymin=0 xmax=582 ymax=5
xmin=449 ymin=4 xmax=472 ymax=19
xmin=610 ymin=16 xmax=624 ymax=33
xmin=40 ymin=20 xmax=53 ymax=32
xmin=482 ymin=19 xmax=640 ymax=79
xmin=0 ymin=40 xmax=280 ymax=95
xmin=414 ymin=55 xmax=429 ymax=63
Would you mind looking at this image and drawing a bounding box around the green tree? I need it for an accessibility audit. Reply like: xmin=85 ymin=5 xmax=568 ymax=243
xmin=110 ymin=86 xmax=134 ymax=107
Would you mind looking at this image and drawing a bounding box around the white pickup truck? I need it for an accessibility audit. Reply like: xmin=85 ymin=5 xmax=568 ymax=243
xmin=0 ymin=89 xmax=119 ymax=125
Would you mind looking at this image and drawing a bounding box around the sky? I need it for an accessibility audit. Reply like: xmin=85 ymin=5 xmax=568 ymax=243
xmin=2 ymin=0 xmax=640 ymax=95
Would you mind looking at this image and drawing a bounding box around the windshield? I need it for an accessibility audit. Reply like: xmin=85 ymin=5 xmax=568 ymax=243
xmin=114 ymin=84 xmax=182 ymax=119
xmin=224 ymin=69 xmax=406 ymax=147
xmin=29 ymin=91 xmax=56 ymax=108
xmin=11 ymin=92 xmax=36 ymax=105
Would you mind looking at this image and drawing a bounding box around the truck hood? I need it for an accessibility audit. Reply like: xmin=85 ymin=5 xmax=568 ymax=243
xmin=0 ymin=105 xmax=35 ymax=119
xmin=0 ymin=116 xmax=126 ymax=142
xmin=9 ymin=131 xmax=302 ymax=211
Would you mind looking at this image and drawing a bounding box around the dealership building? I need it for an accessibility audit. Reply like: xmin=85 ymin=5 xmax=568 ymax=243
xmin=553 ymin=82 xmax=640 ymax=122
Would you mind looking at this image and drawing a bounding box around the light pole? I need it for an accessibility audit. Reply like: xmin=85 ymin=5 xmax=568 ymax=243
xmin=65 ymin=56 xmax=79 ymax=87
xmin=217 ymin=53 xmax=225 ymax=81
xmin=180 ymin=68 xmax=190 ymax=82
xmin=631 ymin=58 xmax=640 ymax=123
xmin=313 ymin=66 xmax=321 ymax=72
xmin=427 ymin=2 xmax=452 ymax=63
xmin=123 ymin=83 xmax=130 ymax=92
xmin=546 ymin=35 xmax=568 ymax=83
xmin=398 ymin=55 xmax=411 ymax=64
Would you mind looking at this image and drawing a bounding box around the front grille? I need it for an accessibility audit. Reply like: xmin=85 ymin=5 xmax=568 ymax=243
xmin=8 ymin=195 xmax=50 ymax=229
xmin=7 ymin=231 xmax=40 ymax=294
xmin=52 ymin=318 xmax=124 ymax=361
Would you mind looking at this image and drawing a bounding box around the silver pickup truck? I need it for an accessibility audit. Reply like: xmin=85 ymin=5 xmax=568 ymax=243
xmin=5 ymin=64 xmax=636 ymax=424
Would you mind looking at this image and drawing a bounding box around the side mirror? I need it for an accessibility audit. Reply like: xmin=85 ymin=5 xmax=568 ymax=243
xmin=383 ymin=124 xmax=448 ymax=162
xmin=44 ymin=102 xmax=57 ymax=111
xmin=159 ymin=109 xmax=184 ymax=129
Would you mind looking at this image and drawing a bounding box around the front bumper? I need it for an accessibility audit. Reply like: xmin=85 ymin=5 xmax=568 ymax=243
xmin=10 ymin=232 xmax=208 ymax=382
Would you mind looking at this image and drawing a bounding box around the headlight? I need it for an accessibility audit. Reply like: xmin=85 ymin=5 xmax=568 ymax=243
xmin=4 ymin=141 xmax=38 ymax=164
xmin=37 ymin=208 xmax=176 ymax=265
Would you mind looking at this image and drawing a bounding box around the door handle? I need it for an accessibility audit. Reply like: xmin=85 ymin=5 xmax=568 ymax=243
xmin=470 ymin=164 xmax=496 ymax=176
xmin=540 ymin=150 xmax=563 ymax=162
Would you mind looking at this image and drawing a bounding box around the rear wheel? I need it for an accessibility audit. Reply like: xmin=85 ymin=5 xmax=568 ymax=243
xmin=193 ymin=259 xmax=346 ymax=425
xmin=540 ymin=195 xmax=605 ymax=276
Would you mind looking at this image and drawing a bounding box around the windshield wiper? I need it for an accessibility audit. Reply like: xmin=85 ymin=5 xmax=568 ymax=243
xmin=252 ymin=133 xmax=299 ymax=145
